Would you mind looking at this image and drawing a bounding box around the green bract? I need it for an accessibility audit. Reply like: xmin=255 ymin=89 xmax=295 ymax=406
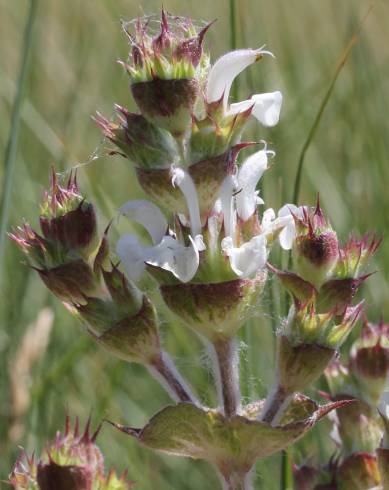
xmin=108 ymin=398 xmax=350 ymax=479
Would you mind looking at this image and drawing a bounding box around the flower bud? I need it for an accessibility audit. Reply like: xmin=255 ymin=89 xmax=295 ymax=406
xmin=292 ymin=203 xmax=339 ymax=290
xmin=284 ymin=301 xmax=363 ymax=351
xmin=9 ymin=417 xmax=133 ymax=490
xmin=293 ymin=464 xmax=319 ymax=490
xmin=272 ymin=301 xmax=362 ymax=396
xmin=316 ymin=234 xmax=380 ymax=316
xmin=349 ymin=320 xmax=389 ymax=406
xmin=325 ymin=361 xmax=383 ymax=454
xmin=11 ymin=174 xmax=162 ymax=365
xmin=337 ymin=401 xmax=382 ymax=454
xmin=94 ymin=107 xmax=179 ymax=169
xmin=121 ymin=11 xmax=212 ymax=137
xmin=74 ymin=264 xmax=161 ymax=364
xmin=39 ymin=169 xmax=98 ymax=260
xmin=10 ymin=171 xmax=100 ymax=303
xmin=335 ymin=452 xmax=380 ymax=490
xmin=274 ymin=204 xmax=379 ymax=317
xmin=335 ymin=234 xmax=382 ymax=279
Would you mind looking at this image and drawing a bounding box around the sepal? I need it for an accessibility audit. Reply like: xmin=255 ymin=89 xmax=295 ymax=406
xmin=317 ymin=276 xmax=369 ymax=315
xmin=95 ymin=107 xmax=179 ymax=169
xmin=277 ymin=335 xmax=335 ymax=393
xmin=136 ymin=144 xmax=246 ymax=222
xmin=160 ymin=275 xmax=266 ymax=341
xmin=267 ymin=264 xmax=316 ymax=308
xmin=283 ymin=301 xmax=363 ymax=350
xmin=335 ymin=234 xmax=381 ymax=279
xmin=85 ymin=296 xmax=160 ymax=364
xmin=131 ymin=77 xmax=199 ymax=137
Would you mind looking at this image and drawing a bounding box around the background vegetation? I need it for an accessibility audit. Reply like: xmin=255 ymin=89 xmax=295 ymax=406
xmin=0 ymin=0 xmax=388 ymax=488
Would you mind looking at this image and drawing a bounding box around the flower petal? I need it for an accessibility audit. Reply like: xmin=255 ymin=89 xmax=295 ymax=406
xmin=222 ymin=234 xmax=268 ymax=278
xmin=172 ymin=167 xmax=202 ymax=237
xmin=229 ymin=92 xmax=282 ymax=127
xmin=278 ymin=221 xmax=296 ymax=250
xmin=277 ymin=204 xmax=305 ymax=250
xmin=227 ymin=99 xmax=254 ymax=116
xmin=219 ymin=175 xmax=236 ymax=239
xmin=116 ymin=234 xmax=148 ymax=281
xmin=261 ymin=208 xmax=276 ymax=233
xmin=206 ymin=48 xmax=273 ymax=106
xmin=236 ymin=150 xmax=268 ymax=221
xmin=250 ymin=91 xmax=283 ymax=127
xmin=147 ymin=235 xmax=200 ymax=283
xmin=278 ymin=203 xmax=301 ymax=218
xmin=119 ymin=200 xmax=167 ymax=245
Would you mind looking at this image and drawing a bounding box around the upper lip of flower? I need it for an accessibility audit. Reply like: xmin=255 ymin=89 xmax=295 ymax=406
xmin=205 ymin=47 xmax=283 ymax=127
xmin=220 ymin=143 xmax=273 ymax=236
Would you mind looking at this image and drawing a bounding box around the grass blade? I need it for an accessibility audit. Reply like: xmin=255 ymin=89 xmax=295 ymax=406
xmin=291 ymin=6 xmax=373 ymax=205
xmin=0 ymin=0 xmax=38 ymax=280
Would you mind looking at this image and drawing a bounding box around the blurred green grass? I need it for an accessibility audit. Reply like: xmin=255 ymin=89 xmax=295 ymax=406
xmin=1 ymin=0 xmax=388 ymax=488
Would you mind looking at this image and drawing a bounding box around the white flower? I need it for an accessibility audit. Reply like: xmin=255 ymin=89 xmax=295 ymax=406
xmin=260 ymin=204 xmax=305 ymax=250
xmin=218 ymin=148 xmax=273 ymax=278
xmin=221 ymin=235 xmax=267 ymax=278
xmin=236 ymin=146 xmax=273 ymax=221
xmin=117 ymin=200 xmax=203 ymax=283
xmin=171 ymin=166 xmax=203 ymax=238
xmin=206 ymin=47 xmax=282 ymax=127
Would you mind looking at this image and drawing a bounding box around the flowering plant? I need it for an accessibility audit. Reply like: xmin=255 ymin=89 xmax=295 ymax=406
xmin=9 ymin=10 xmax=388 ymax=490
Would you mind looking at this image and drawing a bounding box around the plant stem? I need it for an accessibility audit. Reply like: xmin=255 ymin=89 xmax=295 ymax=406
xmin=148 ymin=350 xmax=198 ymax=405
xmin=212 ymin=338 xmax=241 ymax=418
xmin=280 ymin=450 xmax=293 ymax=490
xmin=0 ymin=0 xmax=38 ymax=280
xmin=259 ymin=383 xmax=292 ymax=426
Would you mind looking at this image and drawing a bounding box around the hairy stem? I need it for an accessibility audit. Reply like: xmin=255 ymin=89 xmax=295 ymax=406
xmin=212 ymin=338 xmax=241 ymax=418
xmin=148 ymin=350 xmax=198 ymax=405
xmin=259 ymin=383 xmax=292 ymax=426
